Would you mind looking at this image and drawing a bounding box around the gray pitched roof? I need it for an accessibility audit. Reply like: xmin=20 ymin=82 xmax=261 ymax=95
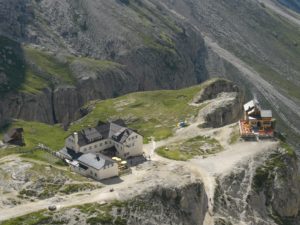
xmin=69 ymin=119 xmax=134 ymax=147
xmin=112 ymin=128 xmax=133 ymax=144
xmin=77 ymin=153 xmax=115 ymax=170
xmin=59 ymin=147 xmax=83 ymax=160
xmin=76 ymin=123 xmax=110 ymax=147
xmin=82 ymin=128 xmax=102 ymax=142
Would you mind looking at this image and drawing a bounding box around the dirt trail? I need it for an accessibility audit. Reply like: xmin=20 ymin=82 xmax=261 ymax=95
xmin=0 ymin=165 xmax=149 ymax=221
xmin=144 ymin=121 xmax=278 ymax=225
xmin=0 ymin=147 xmax=196 ymax=221
xmin=0 ymin=187 xmax=116 ymax=221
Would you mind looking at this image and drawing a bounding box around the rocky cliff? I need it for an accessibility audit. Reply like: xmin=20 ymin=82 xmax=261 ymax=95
xmin=0 ymin=0 xmax=210 ymax=126
xmin=213 ymin=143 xmax=300 ymax=225
xmin=0 ymin=182 xmax=208 ymax=225
xmin=193 ymin=79 xmax=245 ymax=128
xmin=120 ymin=183 xmax=208 ymax=225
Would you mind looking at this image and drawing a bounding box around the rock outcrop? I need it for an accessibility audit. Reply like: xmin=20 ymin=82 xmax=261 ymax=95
xmin=213 ymin=144 xmax=300 ymax=225
xmin=0 ymin=89 xmax=54 ymax=125
xmin=9 ymin=182 xmax=208 ymax=225
xmin=194 ymin=79 xmax=245 ymax=128
xmin=192 ymin=79 xmax=240 ymax=104
xmin=121 ymin=183 xmax=208 ymax=225
xmin=0 ymin=0 xmax=209 ymax=126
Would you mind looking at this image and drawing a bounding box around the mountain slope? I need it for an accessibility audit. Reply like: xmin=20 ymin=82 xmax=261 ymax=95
xmin=157 ymin=0 xmax=300 ymax=145
xmin=277 ymin=0 xmax=300 ymax=13
xmin=0 ymin=0 xmax=210 ymax=126
xmin=0 ymin=0 xmax=299 ymax=144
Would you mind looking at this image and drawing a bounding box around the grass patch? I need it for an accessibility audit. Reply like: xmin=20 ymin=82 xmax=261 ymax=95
xmin=86 ymin=214 xmax=114 ymax=225
xmin=228 ymin=124 xmax=240 ymax=145
xmin=0 ymin=210 xmax=53 ymax=225
xmin=0 ymin=79 xmax=221 ymax=163
xmin=77 ymin=58 xmax=123 ymax=72
xmin=253 ymin=141 xmax=296 ymax=192
xmin=75 ymin=201 xmax=127 ymax=225
xmin=70 ymin=79 xmax=220 ymax=143
xmin=3 ymin=120 xmax=67 ymax=151
xmin=60 ymin=183 xmax=100 ymax=195
xmin=20 ymin=69 xmax=49 ymax=94
xmin=21 ymin=149 xmax=61 ymax=164
xmin=24 ymin=47 xmax=75 ymax=85
xmin=0 ymin=120 xmax=68 ymax=165
xmin=157 ymin=135 xmax=223 ymax=161
xmin=139 ymin=32 xmax=177 ymax=57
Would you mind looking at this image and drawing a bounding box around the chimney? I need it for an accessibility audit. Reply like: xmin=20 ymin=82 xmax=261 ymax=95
xmin=74 ymin=132 xmax=79 ymax=152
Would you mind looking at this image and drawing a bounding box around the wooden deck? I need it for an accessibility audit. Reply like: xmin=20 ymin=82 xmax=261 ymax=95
xmin=239 ymin=120 xmax=274 ymax=138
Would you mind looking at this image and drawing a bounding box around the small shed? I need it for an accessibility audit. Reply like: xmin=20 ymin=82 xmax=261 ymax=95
xmin=3 ymin=128 xmax=25 ymax=146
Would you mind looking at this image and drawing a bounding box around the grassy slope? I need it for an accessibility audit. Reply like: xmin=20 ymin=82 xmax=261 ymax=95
xmin=0 ymin=39 xmax=123 ymax=95
xmin=69 ymin=79 xmax=215 ymax=141
xmin=0 ymin=79 xmax=219 ymax=160
xmin=20 ymin=47 xmax=123 ymax=95
xmin=156 ymin=135 xmax=223 ymax=161
xmin=0 ymin=120 xmax=67 ymax=163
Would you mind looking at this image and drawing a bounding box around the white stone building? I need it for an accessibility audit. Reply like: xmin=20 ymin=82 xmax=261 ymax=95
xmin=59 ymin=120 xmax=143 ymax=180
xmin=70 ymin=153 xmax=118 ymax=181
xmin=64 ymin=119 xmax=143 ymax=158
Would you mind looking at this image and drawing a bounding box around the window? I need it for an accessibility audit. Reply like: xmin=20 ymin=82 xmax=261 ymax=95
xmin=100 ymin=143 xmax=102 ymax=146
xmin=84 ymin=148 xmax=87 ymax=152
xmin=105 ymin=141 xmax=107 ymax=145
xmin=89 ymin=146 xmax=92 ymax=150
xmin=94 ymin=144 xmax=97 ymax=148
